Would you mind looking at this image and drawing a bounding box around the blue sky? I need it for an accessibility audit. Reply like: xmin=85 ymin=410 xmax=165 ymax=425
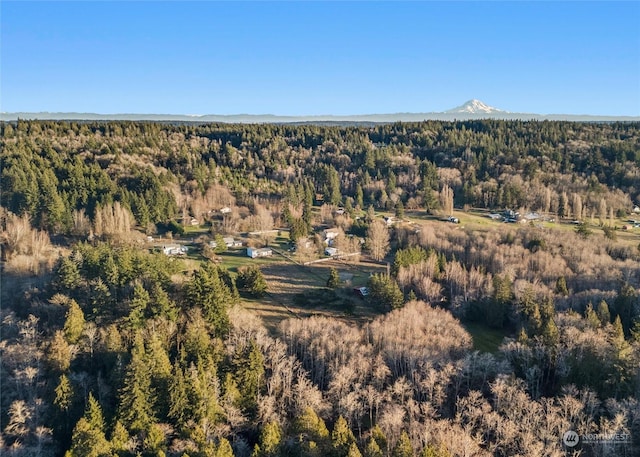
xmin=2 ymin=1 xmax=639 ymax=115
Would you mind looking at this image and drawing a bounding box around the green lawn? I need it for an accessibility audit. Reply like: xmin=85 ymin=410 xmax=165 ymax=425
xmin=462 ymin=321 xmax=508 ymax=353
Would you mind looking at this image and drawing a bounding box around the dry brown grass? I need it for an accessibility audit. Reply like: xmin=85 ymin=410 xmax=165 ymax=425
xmin=248 ymin=259 xmax=387 ymax=331
xmin=1 ymin=212 xmax=59 ymax=275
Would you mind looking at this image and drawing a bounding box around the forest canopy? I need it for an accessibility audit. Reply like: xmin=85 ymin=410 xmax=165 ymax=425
xmin=1 ymin=119 xmax=639 ymax=457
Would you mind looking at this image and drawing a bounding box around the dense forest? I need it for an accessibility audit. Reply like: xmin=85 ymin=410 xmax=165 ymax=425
xmin=1 ymin=119 xmax=639 ymax=457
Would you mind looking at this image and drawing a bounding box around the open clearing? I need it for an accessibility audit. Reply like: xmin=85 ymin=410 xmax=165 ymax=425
xmin=186 ymin=208 xmax=639 ymax=344
xmin=244 ymin=257 xmax=387 ymax=331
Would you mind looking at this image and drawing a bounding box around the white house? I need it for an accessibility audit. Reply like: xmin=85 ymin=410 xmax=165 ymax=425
xmin=162 ymin=244 xmax=188 ymax=256
xmin=220 ymin=207 xmax=232 ymax=214
xmin=323 ymin=228 xmax=341 ymax=246
xmin=325 ymin=247 xmax=339 ymax=257
xmin=247 ymin=247 xmax=273 ymax=259
xmin=223 ymin=237 xmax=243 ymax=248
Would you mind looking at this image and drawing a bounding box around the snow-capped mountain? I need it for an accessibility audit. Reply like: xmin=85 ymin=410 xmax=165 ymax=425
xmin=4 ymin=100 xmax=639 ymax=123
xmin=445 ymin=99 xmax=506 ymax=114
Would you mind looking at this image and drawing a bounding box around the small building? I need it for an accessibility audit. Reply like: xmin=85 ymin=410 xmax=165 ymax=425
xmin=220 ymin=207 xmax=232 ymax=214
xmin=190 ymin=218 xmax=199 ymax=226
xmin=383 ymin=216 xmax=396 ymax=226
xmin=223 ymin=237 xmax=243 ymax=248
xmin=447 ymin=216 xmax=459 ymax=224
xmin=633 ymin=206 xmax=640 ymax=214
xmin=335 ymin=207 xmax=345 ymax=215
xmin=325 ymin=247 xmax=339 ymax=257
xmin=323 ymin=228 xmax=341 ymax=245
xmin=162 ymin=244 xmax=188 ymax=256
xmin=247 ymin=247 xmax=273 ymax=259
xmin=503 ymin=209 xmax=520 ymax=220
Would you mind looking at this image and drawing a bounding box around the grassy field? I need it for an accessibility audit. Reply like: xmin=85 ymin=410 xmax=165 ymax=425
xmin=462 ymin=321 xmax=509 ymax=353
xmin=246 ymin=257 xmax=386 ymax=331
xmin=405 ymin=208 xmax=640 ymax=245
xmin=177 ymin=209 xmax=639 ymax=340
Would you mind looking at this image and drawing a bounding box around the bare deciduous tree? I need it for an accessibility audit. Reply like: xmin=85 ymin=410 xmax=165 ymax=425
xmin=439 ymin=185 xmax=454 ymax=216
xmin=93 ymin=202 xmax=134 ymax=239
xmin=366 ymin=219 xmax=390 ymax=262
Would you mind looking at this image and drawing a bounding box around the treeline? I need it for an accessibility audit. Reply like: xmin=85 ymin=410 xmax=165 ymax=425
xmin=2 ymin=120 xmax=639 ymax=234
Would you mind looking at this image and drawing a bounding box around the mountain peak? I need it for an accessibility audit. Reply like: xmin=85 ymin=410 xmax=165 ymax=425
xmin=445 ymin=99 xmax=506 ymax=114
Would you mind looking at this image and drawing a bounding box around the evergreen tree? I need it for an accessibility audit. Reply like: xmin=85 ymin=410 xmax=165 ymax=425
xmin=347 ymin=442 xmax=363 ymax=457
xmin=146 ymin=333 xmax=173 ymax=419
xmin=555 ymin=276 xmax=569 ymax=296
xmin=237 ymin=265 xmax=268 ymax=297
xmin=613 ymin=283 xmax=638 ymax=336
xmin=148 ymin=282 xmax=178 ymax=321
xmin=69 ymin=394 xmax=111 ymax=457
xmin=109 ymin=420 xmax=129 ymax=454
xmin=327 ymin=268 xmax=341 ymax=289
xmin=290 ymin=218 xmax=309 ymax=242
xmin=294 ymin=406 xmax=330 ymax=454
xmin=597 ymin=300 xmax=612 ymax=326
xmin=392 ymin=431 xmax=414 ymax=457
xmin=302 ymin=200 xmax=313 ymax=231
xmin=63 ymin=299 xmax=85 ymax=344
xmin=168 ymin=362 xmax=189 ymax=429
xmin=355 ymin=184 xmax=364 ymax=209
xmin=370 ymin=424 xmax=387 ymax=451
xmin=222 ymin=372 xmax=242 ymax=409
xmin=187 ymin=264 xmax=234 ymax=335
xmin=213 ymin=233 xmax=227 ymax=254
xmin=395 ymin=200 xmax=404 ymax=220
xmin=331 ymin=416 xmax=356 ymax=457
xmin=189 ymin=362 xmax=224 ymax=427
xmin=48 ymin=330 xmax=73 ymax=372
xmin=215 ymin=438 xmax=235 ymax=457
xmin=118 ymin=334 xmax=156 ymax=434
xmin=421 ymin=444 xmax=450 ymax=457
xmin=55 ymin=256 xmax=82 ymax=292
xmin=387 ymin=170 xmax=397 ymax=196
xmin=143 ymin=423 xmax=167 ymax=455
xmin=540 ymin=305 xmax=560 ymax=348
xmin=233 ymin=339 xmax=265 ymax=413
xmin=584 ymin=302 xmax=600 ymax=329
xmin=54 ymin=374 xmax=74 ymax=413
xmin=364 ymin=438 xmax=384 ymax=457
xmin=393 ymin=246 xmax=429 ymax=275
xmin=54 ymin=373 xmax=75 ymax=437
xmin=127 ymin=281 xmax=150 ymax=330
xmin=368 ymin=273 xmax=404 ymax=310
xmin=257 ymin=421 xmax=282 ymax=456
xmin=611 ymin=315 xmax=625 ymax=344
xmin=487 ymin=275 xmax=512 ymax=328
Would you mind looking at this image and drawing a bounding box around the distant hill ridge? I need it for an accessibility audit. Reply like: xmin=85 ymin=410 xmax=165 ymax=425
xmin=2 ymin=100 xmax=638 ymax=122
